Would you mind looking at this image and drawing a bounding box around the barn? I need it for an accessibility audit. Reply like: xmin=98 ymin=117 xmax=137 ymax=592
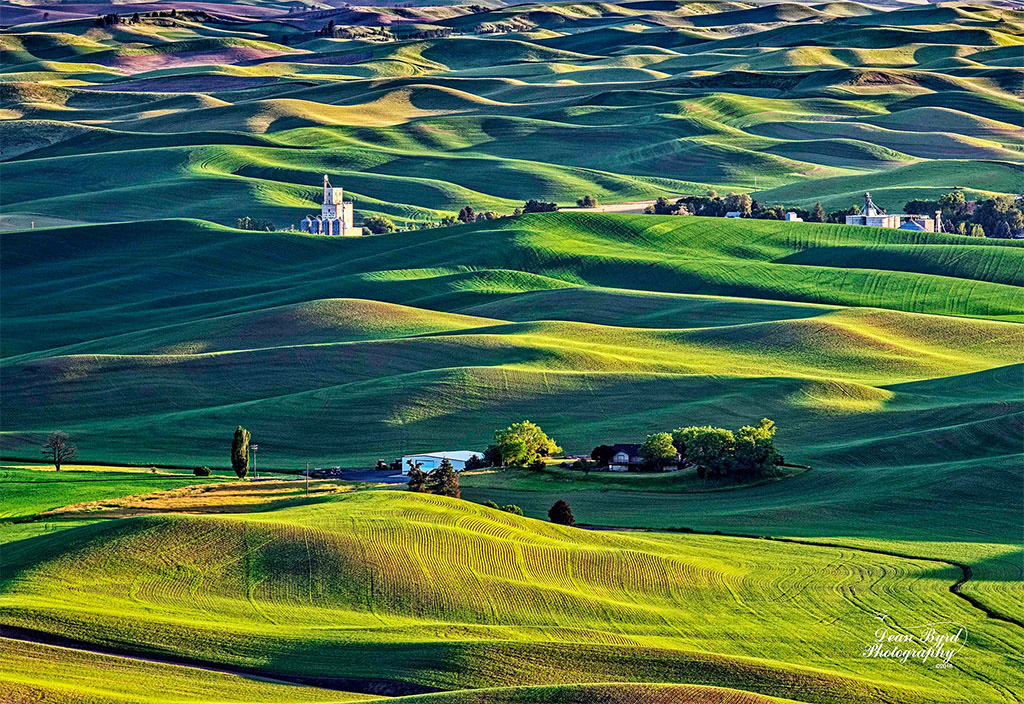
xmin=401 ymin=450 xmax=483 ymax=474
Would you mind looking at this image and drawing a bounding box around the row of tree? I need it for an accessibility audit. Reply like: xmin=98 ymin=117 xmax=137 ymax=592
xmin=360 ymin=199 xmax=560 ymax=234
xmin=904 ymin=190 xmax=1022 ymax=238
xmin=646 ymin=193 xmax=834 ymax=222
xmin=670 ymin=418 xmax=783 ymax=479
xmin=236 ymin=216 xmax=276 ymax=232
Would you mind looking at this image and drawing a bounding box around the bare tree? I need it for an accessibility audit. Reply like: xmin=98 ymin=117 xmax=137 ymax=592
xmin=42 ymin=431 xmax=77 ymax=471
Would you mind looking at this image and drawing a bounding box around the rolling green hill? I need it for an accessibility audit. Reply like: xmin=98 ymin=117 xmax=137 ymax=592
xmin=3 ymin=214 xmax=1021 ymax=471
xmin=2 ymin=0 xmax=1023 ymax=227
xmin=2 ymin=490 xmax=1021 ymax=704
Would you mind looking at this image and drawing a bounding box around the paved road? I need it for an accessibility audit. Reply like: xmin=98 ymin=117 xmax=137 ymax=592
xmin=323 ymin=469 xmax=407 ymax=484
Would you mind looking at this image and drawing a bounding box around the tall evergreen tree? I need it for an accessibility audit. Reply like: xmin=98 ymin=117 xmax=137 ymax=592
xmin=426 ymin=458 xmax=460 ymax=498
xmin=231 ymin=426 xmax=250 ymax=479
xmin=811 ymin=202 xmax=825 ymax=222
xmin=406 ymin=460 xmax=428 ymax=492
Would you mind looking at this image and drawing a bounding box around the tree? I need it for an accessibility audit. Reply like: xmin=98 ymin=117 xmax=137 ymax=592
xmin=810 ymin=202 xmax=825 ymax=223
xmin=407 ymin=461 xmax=428 ymax=492
xmin=362 ymin=215 xmax=396 ymax=234
xmin=464 ymin=454 xmax=486 ymax=470
xmin=231 ymin=426 xmax=250 ymax=479
xmin=938 ymin=190 xmax=966 ymax=212
xmin=732 ymin=418 xmax=782 ymax=478
xmin=1006 ymin=207 xmax=1023 ymax=234
xmin=640 ymin=432 xmax=677 ymax=470
xmin=458 ymin=206 xmax=475 ymax=223
xmin=194 ymin=466 xmax=211 ymax=476
xmin=652 ymin=196 xmax=675 ymax=215
xmin=576 ymin=194 xmax=597 ymax=208
xmin=724 ymin=193 xmax=752 ymax=217
xmin=493 ymin=420 xmax=561 ymax=466
xmin=523 ymin=199 xmax=558 ymax=213
xmin=548 ymin=499 xmax=575 ymax=525
xmin=42 ymin=431 xmax=77 ymax=472
xmin=482 ymin=500 xmax=499 ymax=509
xmin=675 ymin=425 xmax=734 ymax=478
xmin=426 ymin=458 xmax=460 ymax=498
xmin=501 ymin=504 xmax=523 ymax=515
xmin=590 ymin=444 xmax=616 ymax=466
xmin=483 ymin=444 xmax=503 ymax=467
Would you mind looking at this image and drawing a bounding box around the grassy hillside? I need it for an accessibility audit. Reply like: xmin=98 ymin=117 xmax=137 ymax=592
xmin=2 ymin=214 xmax=1021 ymax=472
xmin=2 ymin=1 xmax=1023 ymax=227
xmin=2 ymin=490 xmax=1021 ymax=704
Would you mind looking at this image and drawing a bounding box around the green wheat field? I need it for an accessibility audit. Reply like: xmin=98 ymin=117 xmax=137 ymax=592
xmin=1 ymin=0 xmax=1022 ymax=703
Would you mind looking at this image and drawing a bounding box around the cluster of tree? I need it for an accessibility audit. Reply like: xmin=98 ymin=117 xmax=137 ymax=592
xmin=481 ymin=500 xmax=523 ymax=515
xmin=484 ymin=420 xmax=561 ymax=468
xmin=95 ymin=9 xmax=200 ymax=26
xmin=362 ymin=215 xmax=396 ymax=234
xmin=402 ymin=28 xmax=453 ymax=40
xmin=673 ymin=418 xmax=783 ymax=480
xmin=313 ymin=22 xmax=450 ymax=42
xmin=904 ymin=191 xmax=1022 ymax=237
xmin=590 ymin=418 xmax=784 ymax=479
xmin=194 ymin=466 xmax=211 ymax=476
xmin=95 ymin=13 xmax=129 ymax=26
xmin=576 ymin=195 xmax=598 ymax=208
xmin=236 ymin=216 xmax=275 ymax=232
xmin=456 ymin=206 xmax=500 ymax=223
xmin=474 ymin=15 xmax=534 ymax=34
xmin=362 ymin=198 xmax=564 ymax=234
xmin=406 ymin=458 xmax=460 ymax=498
xmin=521 ymin=199 xmax=559 ymax=213
xmin=645 ymin=192 xmax=827 ymax=222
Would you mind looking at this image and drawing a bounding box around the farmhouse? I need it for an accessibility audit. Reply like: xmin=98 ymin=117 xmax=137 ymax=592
xmin=300 ymin=175 xmax=362 ymax=236
xmin=608 ymin=444 xmax=642 ymax=472
xmin=845 ymin=192 xmax=939 ymax=232
xmin=401 ymin=450 xmax=483 ymax=474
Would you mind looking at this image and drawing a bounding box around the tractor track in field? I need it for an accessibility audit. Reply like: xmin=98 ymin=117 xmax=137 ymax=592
xmin=579 ymin=525 xmax=1024 ymax=631
xmin=0 ymin=626 xmax=440 ymax=697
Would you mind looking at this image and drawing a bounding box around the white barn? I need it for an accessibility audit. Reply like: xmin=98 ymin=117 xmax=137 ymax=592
xmin=401 ymin=450 xmax=483 ymax=474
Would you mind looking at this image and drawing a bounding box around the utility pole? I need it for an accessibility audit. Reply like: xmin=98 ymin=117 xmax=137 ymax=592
xmin=251 ymin=443 xmax=259 ymax=479
xmin=305 ymin=461 xmax=309 ymax=497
